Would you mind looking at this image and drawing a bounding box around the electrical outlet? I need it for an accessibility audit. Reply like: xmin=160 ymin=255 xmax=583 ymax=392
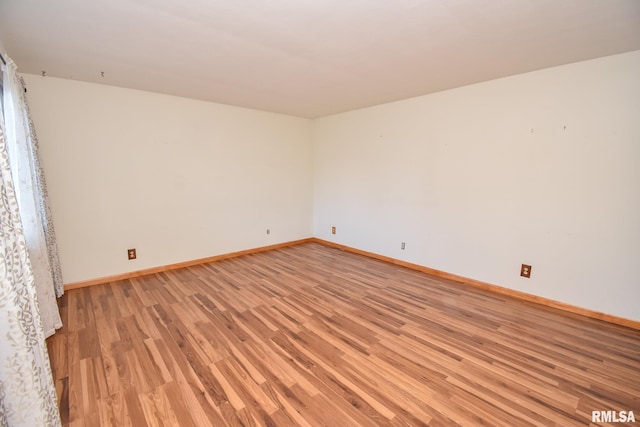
xmin=331 ymin=226 xmax=336 ymax=234
xmin=401 ymin=242 xmax=406 ymax=250
xmin=520 ymin=264 xmax=531 ymax=278
xmin=127 ymin=248 xmax=137 ymax=260
xmin=266 ymin=229 xmax=270 ymax=235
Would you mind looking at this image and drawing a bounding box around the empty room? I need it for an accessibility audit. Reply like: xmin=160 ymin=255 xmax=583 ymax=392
xmin=0 ymin=1 xmax=639 ymax=426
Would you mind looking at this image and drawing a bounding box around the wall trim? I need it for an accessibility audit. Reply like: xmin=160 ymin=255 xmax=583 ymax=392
xmin=311 ymin=238 xmax=640 ymax=330
xmin=63 ymin=238 xmax=314 ymax=290
xmin=64 ymin=236 xmax=639 ymax=330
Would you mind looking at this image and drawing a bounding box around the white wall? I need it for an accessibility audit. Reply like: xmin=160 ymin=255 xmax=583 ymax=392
xmin=22 ymin=51 xmax=640 ymax=321
xmin=23 ymin=75 xmax=313 ymax=283
xmin=313 ymin=50 xmax=640 ymax=321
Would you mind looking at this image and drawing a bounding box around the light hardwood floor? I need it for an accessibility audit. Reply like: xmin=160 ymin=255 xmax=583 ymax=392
xmin=47 ymin=242 xmax=640 ymax=426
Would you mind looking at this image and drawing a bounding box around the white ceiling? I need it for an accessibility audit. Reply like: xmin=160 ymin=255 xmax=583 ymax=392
xmin=1 ymin=0 xmax=639 ymax=118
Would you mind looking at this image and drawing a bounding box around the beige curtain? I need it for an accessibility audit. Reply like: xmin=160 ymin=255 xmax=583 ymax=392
xmin=0 ymin=73 xmax=62 ymax=425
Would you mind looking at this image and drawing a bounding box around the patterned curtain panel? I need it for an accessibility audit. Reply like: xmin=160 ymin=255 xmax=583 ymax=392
xmin=2 ymin=57 xmax=63 ymax=337
xmin=0 ymin=93 xmax=62 ymax=427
